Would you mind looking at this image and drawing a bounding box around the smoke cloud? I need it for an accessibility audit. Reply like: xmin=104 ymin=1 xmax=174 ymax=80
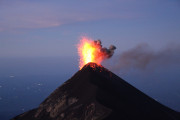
xmin=93 ymin=39 xmax=116 ymax=59
xmin=109 ymin=43 xmax=180 ymax=71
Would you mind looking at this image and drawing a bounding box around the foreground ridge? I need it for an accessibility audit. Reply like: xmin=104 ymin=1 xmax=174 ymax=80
xmin=12 ymin=63 xmax=180 ymax=120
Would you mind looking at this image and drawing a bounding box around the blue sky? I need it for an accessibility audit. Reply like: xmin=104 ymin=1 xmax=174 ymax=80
xmin=0 ymin=0 xmax=180 ymax=57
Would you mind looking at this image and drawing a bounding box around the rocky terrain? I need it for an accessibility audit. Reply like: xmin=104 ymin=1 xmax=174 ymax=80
xmin=12 ymin=63 xmax=180 ymax=120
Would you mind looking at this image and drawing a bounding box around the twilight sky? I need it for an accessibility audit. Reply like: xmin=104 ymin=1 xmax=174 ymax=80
xmin=0 ymin=0 xmax=180 ymax=57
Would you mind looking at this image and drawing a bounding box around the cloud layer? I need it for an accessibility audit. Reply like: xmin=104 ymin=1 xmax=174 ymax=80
xmin=0 ymin=0 xmax=137 ymax=31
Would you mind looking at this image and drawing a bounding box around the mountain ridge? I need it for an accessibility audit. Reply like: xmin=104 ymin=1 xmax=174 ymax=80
xmin=12 ymin=62 xmax=180 ymax=120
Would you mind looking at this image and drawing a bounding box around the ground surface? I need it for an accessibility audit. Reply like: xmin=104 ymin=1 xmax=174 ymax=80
xmin=12 ymin=63 xmax=180 ymax=120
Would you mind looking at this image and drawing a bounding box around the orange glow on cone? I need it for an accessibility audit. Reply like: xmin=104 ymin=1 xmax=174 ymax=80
xmin=78 ymin=37 xmax=104 ymax=69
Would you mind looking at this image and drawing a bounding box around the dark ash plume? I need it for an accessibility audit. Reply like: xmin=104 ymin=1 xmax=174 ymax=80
xmin=93 ymin=39 xmax=116 ymax=59
xmin=110 ymin=43 xmax=180 ymax=71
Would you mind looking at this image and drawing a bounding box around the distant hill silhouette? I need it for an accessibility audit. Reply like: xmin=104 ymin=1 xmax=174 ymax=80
xmin=12 ymin=63 xmax=180 ymax=120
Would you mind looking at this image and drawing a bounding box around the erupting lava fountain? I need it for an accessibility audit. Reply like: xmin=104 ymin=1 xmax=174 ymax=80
xmin=77 ymin=36 xmax=116 ymax=69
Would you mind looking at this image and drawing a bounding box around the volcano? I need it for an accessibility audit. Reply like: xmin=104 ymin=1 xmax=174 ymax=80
xmin=12 ymin=63 xmax=180 ymax=120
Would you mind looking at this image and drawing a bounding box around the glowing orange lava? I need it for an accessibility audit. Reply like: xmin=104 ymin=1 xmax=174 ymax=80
xmin=78 ymin=37 xmax=104 ymax=69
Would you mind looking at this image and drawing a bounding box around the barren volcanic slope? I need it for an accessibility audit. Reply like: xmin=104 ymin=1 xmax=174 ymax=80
xmin=12 ymin=63 xmax=180 ymax=120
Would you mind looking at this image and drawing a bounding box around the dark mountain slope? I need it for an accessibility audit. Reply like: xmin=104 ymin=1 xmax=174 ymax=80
xmin=12 ymin=63 xmax=180 ymax=120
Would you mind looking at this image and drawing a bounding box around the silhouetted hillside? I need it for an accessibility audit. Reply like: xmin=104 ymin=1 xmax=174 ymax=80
xmin=12 ymin=63 xmax=180 ymax=120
